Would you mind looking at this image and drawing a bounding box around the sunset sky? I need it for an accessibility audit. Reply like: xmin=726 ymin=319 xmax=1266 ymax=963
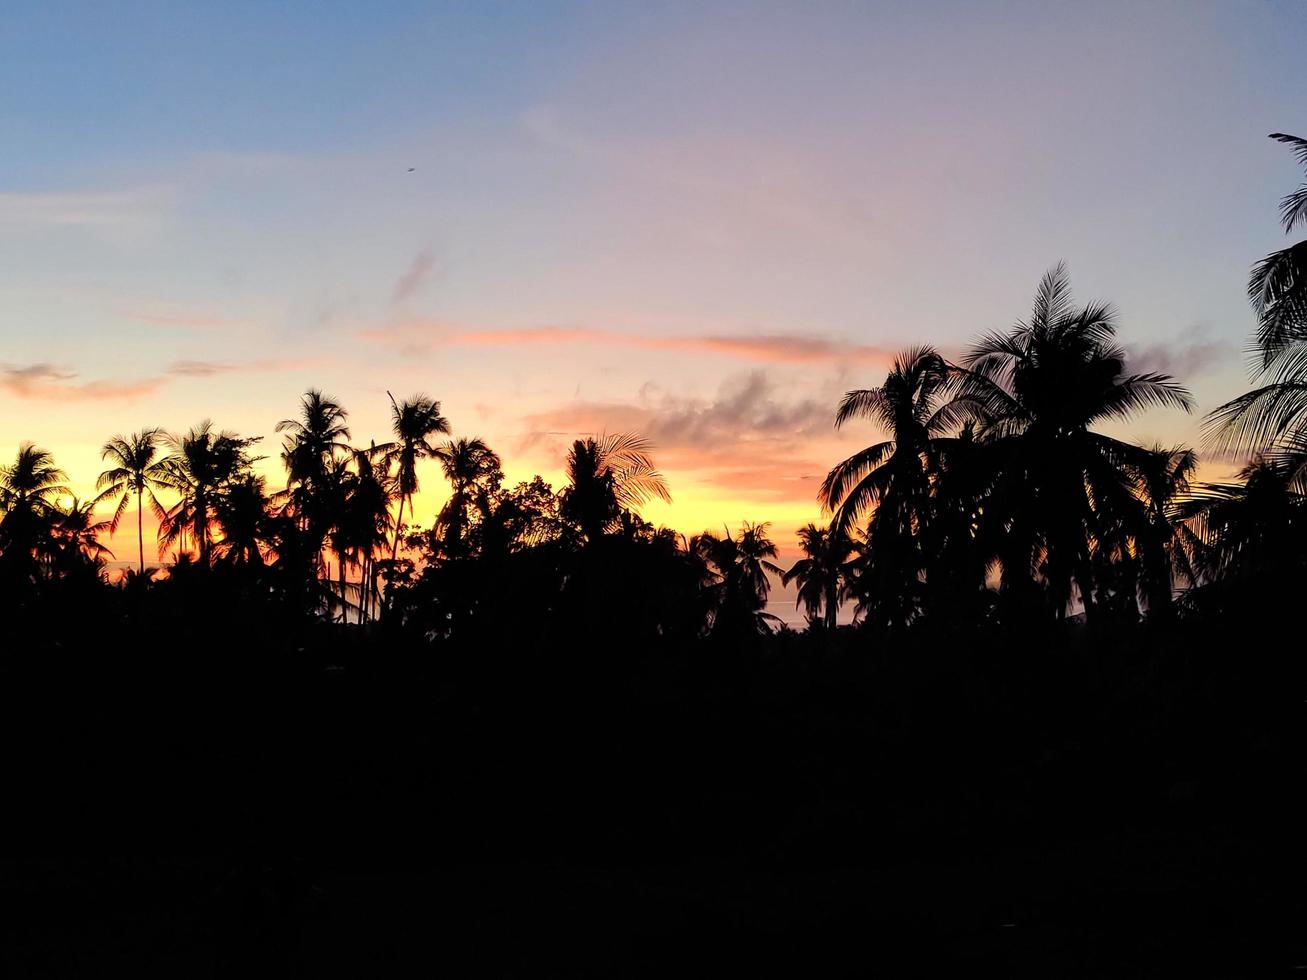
xmin=3 ymin=1 xmax=1306 ymax=560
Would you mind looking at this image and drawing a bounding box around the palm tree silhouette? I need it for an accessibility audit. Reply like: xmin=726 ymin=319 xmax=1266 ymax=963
xmin=952 ymin=264 xmax=1192 ymax=619
xmin=1128 ymin=446 xmax=1197 ymax=620
xmin=157 ymin=422 xmax=260 ymax=567
xmin=782 ymin=523 xmax=852 ymax=630
xmin=820 ymin=347 xmax=958 ymax=627
xmin=50 ymin=495 xmax=115 ymax=574
xmin=695 ymin=522 xmax=783 ymax=636
xmin=277 ymin=390 xmax=351 ymax=530
xmin=434 ymin=437 xmax=502 ymax=556
xmin=382 ymin=393 xmax=450 ymax=563
xmin=0 ymin=444 xmax=69 ymax=583
xmin=344 ymin=445 xmax=394 ymax=622
xmin=213 ymin=474 xmax=274 ymax=567
xmin=1175 ymin=454 xmax=1307 ymax=584
xmin=821 ymin=347 xmax=956 ymax=536
xmin=560 ymin=433 xmax=671 ymax=543
xmin=96 ymin=428 xmax=170 ymax=576
xmin=1208 ymin=134 xmax=1307 ymax=456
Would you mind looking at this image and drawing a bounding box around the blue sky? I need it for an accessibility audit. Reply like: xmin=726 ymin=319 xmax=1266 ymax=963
xmin=2 ymin=0 xmax=1306 ymax=540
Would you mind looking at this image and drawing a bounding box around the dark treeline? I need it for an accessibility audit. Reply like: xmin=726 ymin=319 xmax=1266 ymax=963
xmin=2 ymin=136 xmax=1307 ymax=975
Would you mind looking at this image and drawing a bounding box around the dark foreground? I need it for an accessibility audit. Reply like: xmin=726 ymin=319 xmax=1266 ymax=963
xmin=1 ymin=613 xmax=1302 ymax=977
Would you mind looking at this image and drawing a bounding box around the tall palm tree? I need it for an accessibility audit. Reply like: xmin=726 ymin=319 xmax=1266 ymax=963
xmin=0 ymin=444 xmax=69 ymax=580
xmin=782 ymin=523 xmax=852 ymax=630
xmin=339 ymin=446 xmax=393 ymax=622
xmin=50 ymin=496 xmax=115 ymax=574
xmin=433 ymin=437 xmax=502 ymax=556
xmin=1208 ymin=134 xmax=1307 ymax=456
xmin=1128 ymin=446 xmax=1197 ymax=620
xmin=277 ymin=389 xmax=351 ymax=531
xmin=821 ymin=347 xmax=956 ymax=536
xmin=213 ymin=474 xmax=274 ymax=567
xmin=695 ymin=522 xmax=783 ymax=636
xmin=820 ymin=347 xmax=960 ymax=626
xmin=382 ymin=393 xmax=450 ymax=562
xmin=96 ymin=428 xmax=169 ymax=576
xmin=1174 ymin=454 xmax=1307 ymax=585
xmin=560 ymin=433 xmax=671 ymax=543
xmin=951 ymin=264 xmax=1192 ymax=620
xmin=157 ymin=422 xmax=259 ymax=566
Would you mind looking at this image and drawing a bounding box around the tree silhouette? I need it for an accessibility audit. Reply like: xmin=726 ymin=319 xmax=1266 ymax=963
xmin=560 ymin=434 xmax=671 ymax=543
xmin=277 ymin=389 xmax=351 ymax=540
xmin=696 ymin=522 xmax=783 ymax=637
xmin=1175 ymin=453 xmax=1307 ymax=585
xmin=96 ymin=428 xmax=169 ymax=576
xmin=821 ymin=347 xmax=958 ymax=627
xmin=1128 ymin=446 xmax=1197 ymax=620
xmin=952 ymin=264 xmax=1192 ymax=620
xmin=433 ymin=437 xmax=502 ymax=557
xmin=49 ymin=495 xmax=114 ymax=575
xmin=382 ymin=393 xmax=450 ymax=564
xmin=157 ymin=422 xmax=260 ymax=567
xmin=782 ymin=523 xmax=853 ymax=630
xmin=1208 ymin=134 xmax=1307 ymax=457
xmin=0 ymin=444 xmax=70 ymax=584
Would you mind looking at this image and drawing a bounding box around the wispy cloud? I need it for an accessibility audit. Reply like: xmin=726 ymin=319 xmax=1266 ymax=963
xmin=117 ymin=308 xmax=241 ymax=330
xmin=0 ymin=364 xmax=163 ymax=402
xmin=0 ymin=186 xmax=172 ymax=229
xmin=1127 ymin=325 xmax=1236 ymax=381
xmin=364 ymin=320 xmax=894 ymax=367
xmin=519 ymin=372 xmax=845 ymax=503
xmin=392 ymin=249 xmax=437 ymax=304
xmin=166 ymin=358 xmax=299 ymax=378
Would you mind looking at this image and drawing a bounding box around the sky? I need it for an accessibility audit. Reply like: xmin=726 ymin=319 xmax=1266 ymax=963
xmin=2 ymin=0 xmax=1306 ymax=567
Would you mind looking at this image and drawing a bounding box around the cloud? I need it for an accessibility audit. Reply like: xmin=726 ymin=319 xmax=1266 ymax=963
xmin=0 ymin=186 xmax=172 ymax=229
xmin=166 ymin=358 xmax=295 ymax=378
xmin=364 ymin=320 xmax=894 ymax=367
xmin=118 ymin=309 xmax=240 ymax=330
xmin=1127 ymin=326 xmax=1235 ymax=381
xmin=519 ymin=371 xmax=844 ymax=503
xmin=392 ymin=249 xmax=438 ymax=304
xmin=0 ymin=364 xmax=163 ymax=401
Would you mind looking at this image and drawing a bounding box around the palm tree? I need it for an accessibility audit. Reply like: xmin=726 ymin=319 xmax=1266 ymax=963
xmin=782 ymin=523 xmax=852 ymax=630
xmin=277 ymin=389 xmax=351 ymax=532
xmin=339 ymin=446 xmax=393 ymax=622
xmin=96 ymin=428 xmax=169 ymax=576
xmin=820 ymin=347 xmax=959 ymax=627
xmin=433 ymin=437 xmax=502 ymax=556
xmin=560 ymin=433 xmax=671 ymax=542
xmin=0 ymin=444 xmax=69 ymax=581
xmin=213 ymin=474 xmax=274 ymax=567
xmin=1207 ymin=134 xmax=1307 ymax=456
xmin=695 ymin=522 xmax=783 ymax=636
xmin=1175 ymin=454 xmax=1307 ymax=585
xmin=157 ymin=422 xmax=259 ymax=566
xmin=1128 ymin=446 xmax=1197 ymax=620
xmin=382 ymin=393 xmax=450 ymax=562
xmin=821 ymin=347 xmax=957 ymax=535
xmin=50 ymin=495 xmax=115 ymax=574
xmin=951 ymin=264 xmax=1192 ymax=620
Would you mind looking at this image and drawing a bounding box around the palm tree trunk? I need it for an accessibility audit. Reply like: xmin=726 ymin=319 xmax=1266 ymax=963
xmin=338 ymin=557 xmax=347 ymax=624
xmin=825 ymin=580 xmax=838 ymax=631
xmin=390 ymin=495 xmax=407 ymax=564
xmin=136 ymin=488 xmax=145 ymax=576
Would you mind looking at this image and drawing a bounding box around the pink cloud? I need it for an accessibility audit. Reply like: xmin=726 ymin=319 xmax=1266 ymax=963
xmin=117 ymin=309 xmax=240 ymax=330
xmin=516 ymin=372 xmax=852 ymax=505
xmin=0 ymin=364 xmax=164 ymax=402
xmin=392 ymin=249 xmax=438 ymax=304
xmin=365 ymin=320 xmax=894 ymax=367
